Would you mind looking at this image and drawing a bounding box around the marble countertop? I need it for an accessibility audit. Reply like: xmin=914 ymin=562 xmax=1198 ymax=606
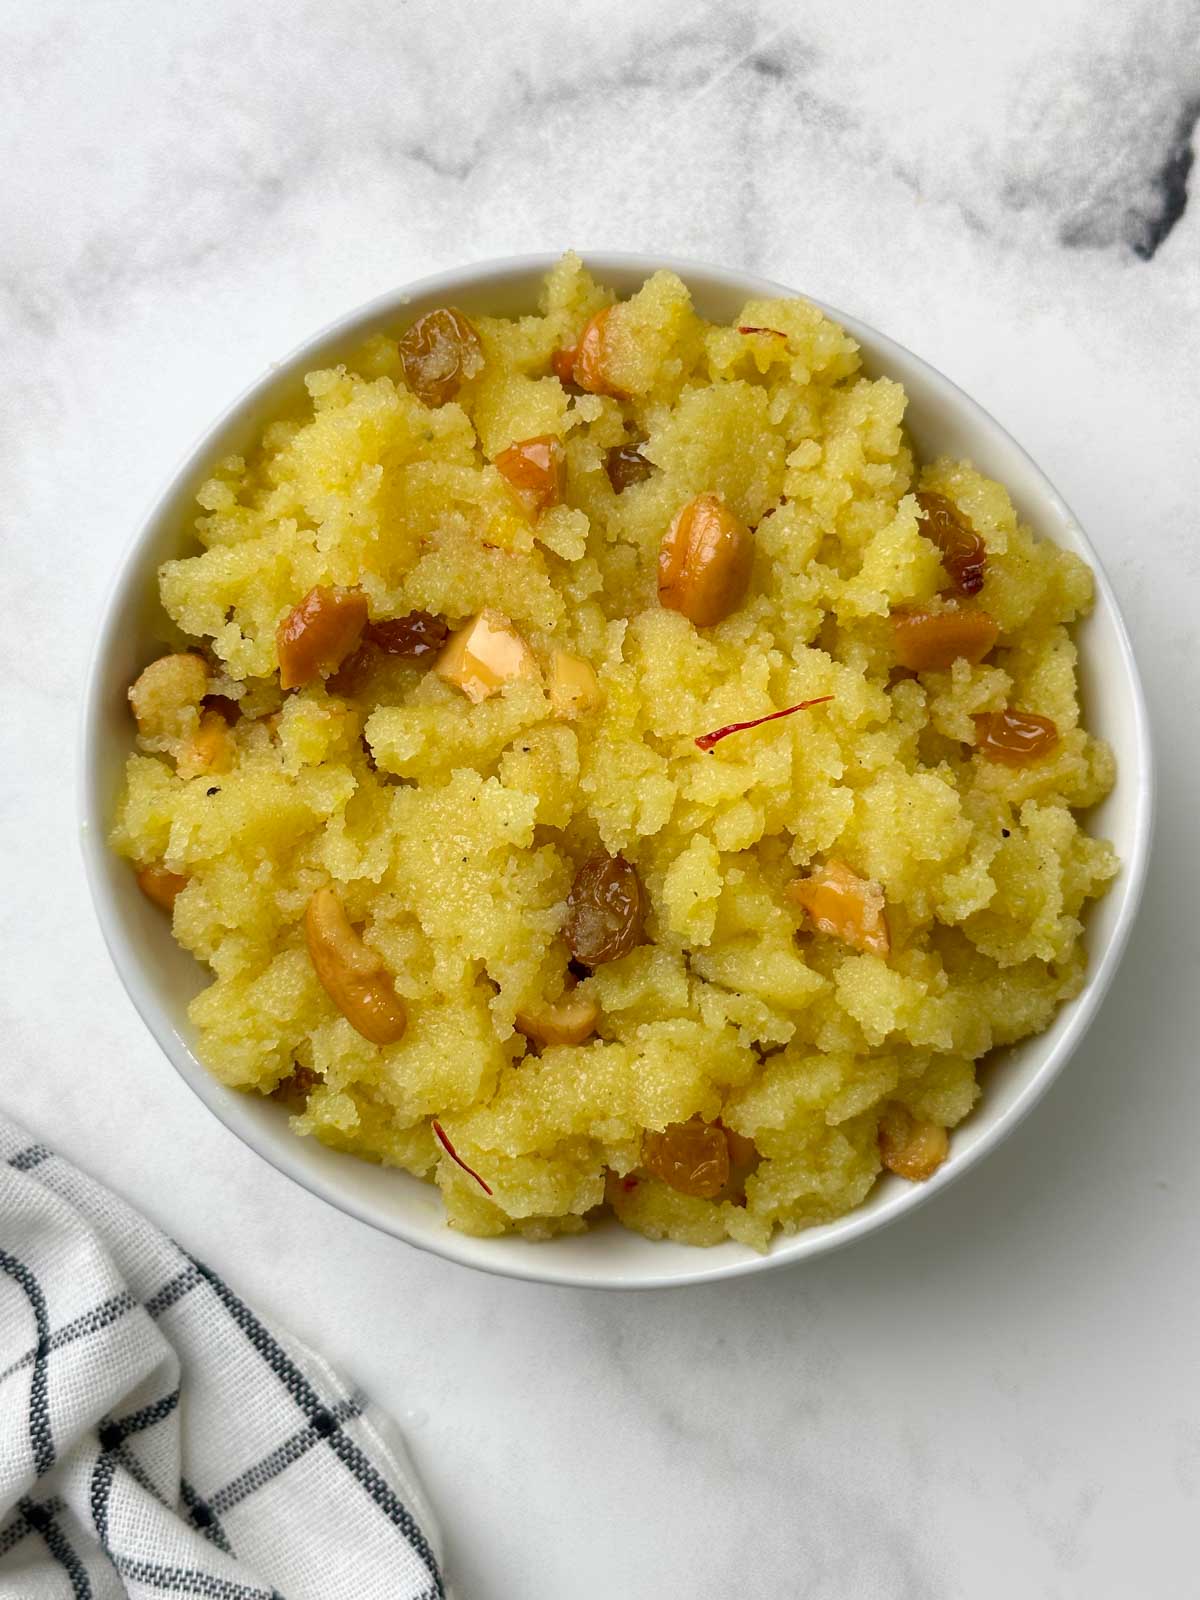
xmin=4 ymin=1 xmax=1198 ymax=1594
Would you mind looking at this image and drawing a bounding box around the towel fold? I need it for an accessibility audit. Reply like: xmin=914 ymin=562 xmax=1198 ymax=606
xmin=0 ymin=1115 xmax=446 ymax=1599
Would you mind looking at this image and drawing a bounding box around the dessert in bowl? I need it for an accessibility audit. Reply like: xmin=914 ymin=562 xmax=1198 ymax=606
xmin=81 ymin=253 xmax=1152 ymax=1288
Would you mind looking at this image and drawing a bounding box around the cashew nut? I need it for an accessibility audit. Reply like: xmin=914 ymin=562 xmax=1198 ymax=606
xmin=435 ymin=610 xmax=539 ymax=704
xmin=515 ymin=985 xmax=599 ymax=1047
xmin=128 ymin=652 xmax=208 ymax=740
xmin=136 ymin=863 xmax=188 ymax=911
xmin=878 ymin=1105 xmax=949 ymax=1182
xmin=176 ymin=710 xmax=235 ymax=781
xmin=304 ymin=886 xmax=407 ymax=1046
xmin=276 ymin=586 xmax=368 ymax=690
xmin=787 ymin=859 xmax=890 ymax=958
xmin=571 ymin=306 xmax=628 ymax=398
xmin=548 ymin=650 xmax=601 ymax=719
xmin=657 ymin=492 xmax=754 ymax=627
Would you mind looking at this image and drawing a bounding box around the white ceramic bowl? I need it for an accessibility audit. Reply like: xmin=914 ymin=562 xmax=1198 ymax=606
xmin=80 ymin=254 xmax=1154 ymax=1289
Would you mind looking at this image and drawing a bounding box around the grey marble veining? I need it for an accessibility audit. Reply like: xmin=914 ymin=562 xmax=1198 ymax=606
xmin=2 ymin=2 xmax=1198 ymax=1597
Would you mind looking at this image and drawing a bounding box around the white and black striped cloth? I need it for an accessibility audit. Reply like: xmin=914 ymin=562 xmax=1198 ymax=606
xmin=0 ymin=1116 xmax=447 ymax=1599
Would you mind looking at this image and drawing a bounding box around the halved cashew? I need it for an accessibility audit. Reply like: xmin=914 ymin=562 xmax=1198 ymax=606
xmin=304 ymin=886 xmax=407 ymax=1046
xmin=494 ymin=435 xmax=566 ymax=519
xmin=787 ymin=859 xmax=890 ymax=957
xmin=435 ymin=609 xmax=539 ymax=704
xmin=276 ymin=586 xmax=368 ymax=690
xmin=515 ymin=986 xmax=598 ymax=1047
xmin=136 ymin=863 xmax=188 ymax=911
xmin=176 ymin=710 xmax=235 ymax=781
xmin=878 ymin=1105 xmax=949 ymax=1182
xmin=128 ymin=652 xmax=209 ymax=739
xmin=548 ymin=650 xmax=601 ymax=719
xmin=892 ymin=607 xmax=999 ymax=671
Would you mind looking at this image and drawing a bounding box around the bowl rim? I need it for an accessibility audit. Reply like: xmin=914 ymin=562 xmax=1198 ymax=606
xmin=78 ymin=251 xmax=1155 ymax=1290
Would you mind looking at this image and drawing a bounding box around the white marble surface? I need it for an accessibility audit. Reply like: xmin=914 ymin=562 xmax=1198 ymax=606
xmin=3 ymin=1 xmax=1199 ymax=1594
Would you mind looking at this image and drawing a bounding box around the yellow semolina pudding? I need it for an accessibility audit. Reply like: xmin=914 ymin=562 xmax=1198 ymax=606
xmin=111 ymin=255 xmax=1118 ymax=1248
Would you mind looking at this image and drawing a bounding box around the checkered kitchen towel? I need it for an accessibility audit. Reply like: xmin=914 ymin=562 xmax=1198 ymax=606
xmin=0 ymin=1116 xmax=447 ymax=1599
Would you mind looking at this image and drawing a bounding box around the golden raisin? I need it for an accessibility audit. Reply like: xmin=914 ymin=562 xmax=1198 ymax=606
xmin=974 ymin=708 xmax=1059 ymax=765
xmin=398 ymin=307 xmax=484 ymax=407
xmin=565 ymin=854 xmax=646 ymax=966
xmin=723 ymin=1125 xmax=759 ymax=1170
xmin=718 ymin=1123 xmax=761 ymax=1205
xmin=658 ymin=492 xmax=754 ymax=627
xmin=276 ymin=586 xmax=368 ymax=690
xmin=494 ymin=435 xmax=566 ymax=518
xmin=787 ymin=859 xmax=890 ymax=957
xmin=915 ymin=491 xmax=987 ymax=596
xmin=364 ymin=610 xmax=448 ymax=660
xmin=892 ymin=607 xmax=999 ymax=671
xmin=571 ymin=307 xmax=626 ymax=398
xmin=878 ymin=1105 xmax=949 ymax=1182
xmin=606 ymin=443 xmax=654 ymax=493
xmin=326 ymin=643 xmax=377 ymax=698
xmin=136 ymin=863 xmax=187 ymax=912
xmin=643 ymin=1120 xmax=730 ymax=1199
